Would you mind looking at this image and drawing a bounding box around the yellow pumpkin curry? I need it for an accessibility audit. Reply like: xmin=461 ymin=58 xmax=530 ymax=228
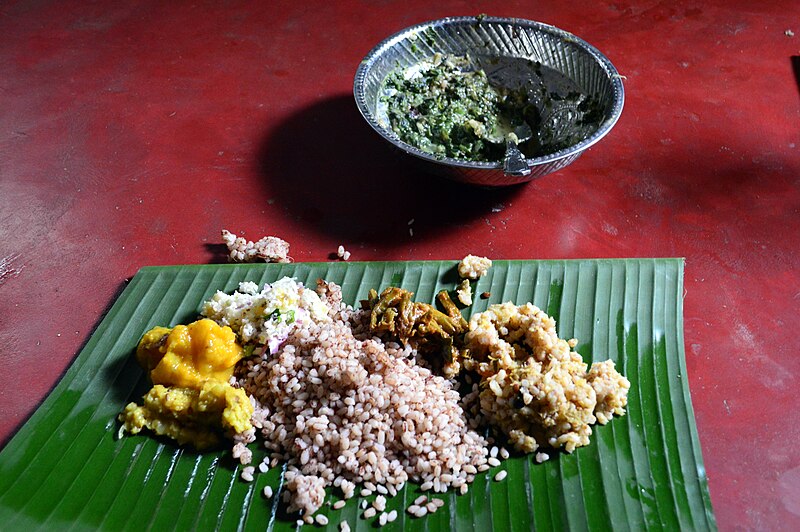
xmin=119 ymin=318 xmax=253 ymax=449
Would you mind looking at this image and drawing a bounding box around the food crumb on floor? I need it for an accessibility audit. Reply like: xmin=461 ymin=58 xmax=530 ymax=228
xmin=337 ymin=245 xmax=351 ymax=261
xmin=221 ymin=229 xmax=290 ymax=263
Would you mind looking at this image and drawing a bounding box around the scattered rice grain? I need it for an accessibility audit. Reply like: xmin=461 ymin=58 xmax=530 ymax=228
xmin=536 ymin=452 xmax=550 ymax=463
xmin=373 ymin=495 xmax=386 ymax=512
xmin=240 ymin=466 xmax=255 ymax=482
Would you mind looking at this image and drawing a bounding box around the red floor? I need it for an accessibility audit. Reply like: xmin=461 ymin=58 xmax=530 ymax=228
xmin=1 ymin=1 xmax=798 ymax=529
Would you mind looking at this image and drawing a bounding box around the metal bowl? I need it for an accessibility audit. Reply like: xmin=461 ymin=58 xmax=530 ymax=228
xmin=353 ymin=16 xmax=625 ymax=186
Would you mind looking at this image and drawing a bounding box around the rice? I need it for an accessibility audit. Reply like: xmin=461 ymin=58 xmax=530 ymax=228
xmin=456 ymin=279 xmax=473 ymax=306
xmin=197 ymin=277 xmax=628 ymax=521
xmin=232 ymin=280 xmax=489 ymax=517
xmin=221 ymin=229 xmax=291 ymax=263
xmin=463 ymin=302 xmax=630 ymax=453
xmin=373 ymin=495 xmax=386 ymax=512
xmin=457 ymin=254 xmax=492 ymax=280
xmin=240 ymin=466 xmax=255 ymax=482
xmin=337 ymin=245 xmax=352 ymax=261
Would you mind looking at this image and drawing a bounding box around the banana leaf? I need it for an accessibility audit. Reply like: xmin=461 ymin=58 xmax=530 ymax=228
xmin=0 ymin=259 xmax=715 ymax=531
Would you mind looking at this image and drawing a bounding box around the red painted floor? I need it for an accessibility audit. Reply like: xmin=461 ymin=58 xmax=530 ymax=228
xmin=1 ymin=1 xmax=798 ymax=529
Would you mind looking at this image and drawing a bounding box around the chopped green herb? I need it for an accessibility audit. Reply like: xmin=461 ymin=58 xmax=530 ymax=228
xmin=265 ymin=308 xmax=296 ymax=324
xmin=381 ymin=54 xmax=510 ymax=161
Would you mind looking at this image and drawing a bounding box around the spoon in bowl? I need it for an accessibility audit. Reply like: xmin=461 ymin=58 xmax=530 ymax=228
xmin=502 ymin=122 xmax=533 ymax=177
xmin=486 ymin=117 xmax=533 ymax=177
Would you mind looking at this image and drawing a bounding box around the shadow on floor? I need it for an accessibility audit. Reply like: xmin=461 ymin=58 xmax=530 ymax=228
xmin=257 ymin=94 xmax=526 ymax=244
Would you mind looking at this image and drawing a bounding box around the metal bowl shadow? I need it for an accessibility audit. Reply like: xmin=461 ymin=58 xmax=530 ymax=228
xmin=353 ymin=16 xmax=625 ymax=186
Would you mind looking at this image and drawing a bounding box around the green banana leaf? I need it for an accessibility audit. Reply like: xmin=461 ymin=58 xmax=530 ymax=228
xmin=0 ymin=259 xmax=715 ymax=531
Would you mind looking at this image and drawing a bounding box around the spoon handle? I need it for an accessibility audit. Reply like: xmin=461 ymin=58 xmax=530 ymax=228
xmin=503 ymin=140 xmax=531 ymax=177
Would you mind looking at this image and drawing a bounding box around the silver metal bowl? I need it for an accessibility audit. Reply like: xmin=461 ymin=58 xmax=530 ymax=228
xmin=353 ymin=16 xmax=625 ymax=186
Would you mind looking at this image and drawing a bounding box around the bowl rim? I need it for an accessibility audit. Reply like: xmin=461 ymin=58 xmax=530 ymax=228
xmin=353 ymin=15 xmax=625 ymax=172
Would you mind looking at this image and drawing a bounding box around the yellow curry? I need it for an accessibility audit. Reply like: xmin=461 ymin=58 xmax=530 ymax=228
xmin=136 ymin=319 xmax=243 ymax=387
xmin=119 ymin=318 xmax=253 ymax=449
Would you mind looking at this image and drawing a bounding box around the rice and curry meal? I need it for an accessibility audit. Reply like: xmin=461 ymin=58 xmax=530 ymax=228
xmin=118 ymin=254 xmax=630 ymax=527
